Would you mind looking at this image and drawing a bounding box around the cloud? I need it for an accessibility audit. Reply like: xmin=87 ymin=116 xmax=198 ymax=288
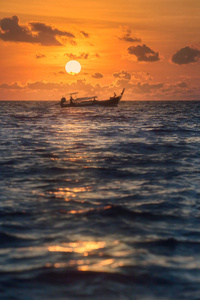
xmin=0 ymin=16 xmax=35 ymax=43
xmin=51 ymin=71 xmax=65 ymax=76
xmin=171 ymin=46 xmax=200 ymax=65
xmin=36 ymin=53 xmax=46 ymax=59
xmin=26 ymin=80 xmax=92 ymax=91
xmin=92 ymin=73 xmax=103 ymax=79
xmin=2 ymin=79 xmax=198 ymax=101
xmin=113 ymin=70 xmax=131 ymax=80
xmin=27 ymin=81 xmax=63 ymax=90
xmin=0 ymin=15 xmax=75 ymax=46
xmin=0 ymin=82 xmax=22 ymax=89
xmin=115 ymin=79 xmax=132 ymax=89
xmin=176 ymin=82 xmax=188 ymax=88
xmin=119 ymin=27 xmax=141 ymax=43
xmin=30 ymin=22 xmax=74 ymax=38
xmin=64 ymin=52 xmax=89 ymax=59
xmin=128 ymin=44 xmax=160 ymax=62
xmin=12 ymin=80 xmax=108 ymax=97
xmin=132 ymin=82 xmax=163 ymax=94
xmin=30 ymin=22 xmax=75 ymax=46
xmin=64 ymin=52 xmax=100 ymax=60
xmin=80 ymin=31 xmax=89 ymax=38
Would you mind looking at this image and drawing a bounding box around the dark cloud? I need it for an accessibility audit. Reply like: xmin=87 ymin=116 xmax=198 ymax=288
xmin=30 ymin=22 xmax=75 ymax=46
xmin=0 ymin=15 xmax=75 ymax=46
xmin=80 ymin=31 xmax=89 ymax=38
xmin=171 ymin=46 xmax=200 ymax=65
xmin=92 ymin=73 xmax=103 ymax=79
xmin=0 ymin=16 xmax=35 ymax=43
xmin=30 ymin=22 xmax=74 ymax=38
xmin=119 ymin=28 xmax=141 ymax=43
xmin=65 ymin=52 xmax=89 ymax=59
xmin=36 ymin=53 xmax=46 ymax=59
xmin=113 ymin=71 xmax=131 ymax=80
xmin=128 ymin=44 xmax=160 ymax=62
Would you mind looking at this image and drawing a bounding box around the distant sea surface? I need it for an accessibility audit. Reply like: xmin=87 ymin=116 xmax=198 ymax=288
xmin=1 ymin=100 xmax=200 ymax=300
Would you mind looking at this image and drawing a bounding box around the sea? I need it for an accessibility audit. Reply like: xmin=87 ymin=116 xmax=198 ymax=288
xmin=1 ymin=100 xmax=200 ymax=300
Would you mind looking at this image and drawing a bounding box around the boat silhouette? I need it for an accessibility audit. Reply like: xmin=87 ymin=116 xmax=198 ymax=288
xmin=60 ymin=89 xmax=125 ymax=107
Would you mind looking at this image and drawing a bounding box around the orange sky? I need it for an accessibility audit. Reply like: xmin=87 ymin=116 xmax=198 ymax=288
xmin=0 ymin=0 xmax=200 ymax=100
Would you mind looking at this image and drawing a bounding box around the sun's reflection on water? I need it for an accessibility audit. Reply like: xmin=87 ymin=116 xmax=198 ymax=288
xmin=66 ymin=205 xmax=112 ymax=215
xmin=48 ymin=240 xmax=124 ymax=272
xmin=48 ymin=186 xmax=92 ymax=201
xmin=48 ymin=241 xmax=106 ymax=255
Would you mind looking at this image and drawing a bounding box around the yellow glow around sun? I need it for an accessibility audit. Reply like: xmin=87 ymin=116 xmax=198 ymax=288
xmin=65 ymin=60 xmax=81 ymax=75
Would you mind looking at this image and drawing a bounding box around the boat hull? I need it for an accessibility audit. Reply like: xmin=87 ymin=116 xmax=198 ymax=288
xmin=93 ymin=95 xmax=121 ymax=106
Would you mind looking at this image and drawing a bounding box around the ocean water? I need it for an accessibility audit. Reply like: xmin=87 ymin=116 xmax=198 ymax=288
xmin=1 ymin=100 xmax=200 ymax=300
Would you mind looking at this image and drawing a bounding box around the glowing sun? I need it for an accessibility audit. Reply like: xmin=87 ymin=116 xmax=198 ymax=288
xmin=65 ymin=60 xmax=81 ymax=75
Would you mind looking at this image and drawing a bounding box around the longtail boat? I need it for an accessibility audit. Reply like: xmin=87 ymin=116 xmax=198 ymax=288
xmin=60 ymin=89 xmax=125 ymax=107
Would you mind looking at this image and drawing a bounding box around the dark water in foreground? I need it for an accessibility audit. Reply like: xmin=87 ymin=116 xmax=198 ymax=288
xmin=1 ymin=100 xmax=200 ymax=299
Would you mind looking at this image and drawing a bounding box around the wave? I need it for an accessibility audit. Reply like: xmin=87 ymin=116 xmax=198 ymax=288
xmin=63 ymin=204 xmax=178 ymax=222
xmin=0 ymin=231 xmax=33 ymax=247
xmin=134 ymin=237 xmax=200 ymax=248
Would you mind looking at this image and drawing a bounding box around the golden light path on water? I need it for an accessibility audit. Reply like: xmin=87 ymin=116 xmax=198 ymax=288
xmin=44 ymin=176 xmax=130 ymax=273
xmin=32 ymin=121 xmax=140 ymax=274
xmin=36 ymin=118 xmax=176 ymax=275
xmin=48 ymin=240 xmax=126 ymax=272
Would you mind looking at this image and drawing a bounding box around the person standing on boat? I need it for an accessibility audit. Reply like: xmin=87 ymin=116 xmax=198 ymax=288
xmin=70 ymin=96 xmax=74 ymax=105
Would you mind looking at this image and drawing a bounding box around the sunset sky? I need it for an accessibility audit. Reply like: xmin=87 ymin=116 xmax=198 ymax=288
xmin=0 ymin=0 xmax=200 ymax=100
